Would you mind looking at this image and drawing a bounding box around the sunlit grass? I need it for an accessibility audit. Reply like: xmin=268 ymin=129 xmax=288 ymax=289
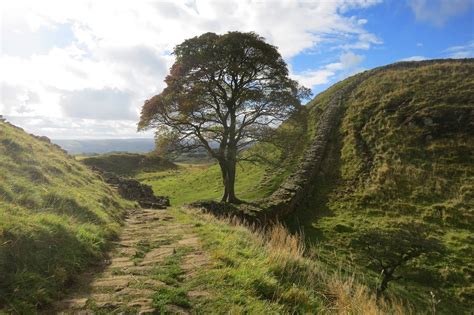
xmin=0 ymin=122 xmax=131 ymax=312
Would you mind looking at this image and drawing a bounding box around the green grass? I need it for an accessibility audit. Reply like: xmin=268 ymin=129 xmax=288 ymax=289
xmin=136 ymin=160 xmax=277 ymax=206
xmin=151 ymin=246 xmax=193 ymax=312
xmin=0 ymin=122 xmax=131 ymax=312
xmin=163 ymin=206 xmax=407 ymax=314
xmin=287 ymin=60 xmax=474 ymax=313
xmin=138 ymin=60 xmax=473 ymax=313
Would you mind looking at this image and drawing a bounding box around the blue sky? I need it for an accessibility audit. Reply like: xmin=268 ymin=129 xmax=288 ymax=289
xmin=1 ymin=0 xmax=473 ymax=138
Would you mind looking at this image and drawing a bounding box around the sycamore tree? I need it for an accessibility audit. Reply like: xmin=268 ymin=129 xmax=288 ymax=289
xmin=138 ymin=32 xmax=310 ymax=203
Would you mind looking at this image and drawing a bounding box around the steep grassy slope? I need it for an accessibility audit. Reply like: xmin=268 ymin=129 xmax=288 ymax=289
xmin=0 ymin=121 xmax=131 ymax=312
xmin=287 ymin=59 xmax=474 ymax=313
xmin=165 ymin=206 xmax=408 ymax=313
xmin=81 ymin=152 xmax=177 ymax=177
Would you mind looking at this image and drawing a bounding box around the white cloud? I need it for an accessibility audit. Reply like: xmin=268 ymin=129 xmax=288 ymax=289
xmin=291 ymin=52 xmax=365 ymax=88
xmin=407 ymin=0 xmax=472 ymax=26
xmin=60 ymin=88 xmax=136 ymax=120
xmin=399 ymin=55 xmax=428 ymax=61
xmin=445 ymin=40 xmax=474 ymax=58
xmin=0 ymin=0 xmax=382 ymax=138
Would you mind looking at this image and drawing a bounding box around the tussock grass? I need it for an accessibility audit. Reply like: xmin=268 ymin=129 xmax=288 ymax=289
xmin=291 ymin=60 xmax=474 ymax=313
xmin=173 ymin=206 xmax=409 ymax=314
xmin=0 ymin=122 xmax=131 ymax=312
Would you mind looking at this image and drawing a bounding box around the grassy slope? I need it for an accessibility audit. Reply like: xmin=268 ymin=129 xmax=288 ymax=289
xmin=288 ymin=60 xmax=474 ymax=313
xmin=138 ymin=60 xmax=472 ymax=312
xmin=156 ymin=206 xmax=408 ymax=314
xmin=78 ymin=60 xmax=472 ymax=312
xmin=0 ymin=122 xmax=131 ymax=312
xmin=80 ymin=152 xmax=177 ymax=177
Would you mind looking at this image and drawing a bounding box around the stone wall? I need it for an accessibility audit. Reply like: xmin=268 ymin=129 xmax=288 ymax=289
xmin=254 ymin=74 xmax=368 ymax=222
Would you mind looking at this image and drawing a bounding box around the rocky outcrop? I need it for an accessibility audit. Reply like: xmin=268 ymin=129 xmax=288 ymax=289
xmin=96 ymin=169 xmax=170 ymax=209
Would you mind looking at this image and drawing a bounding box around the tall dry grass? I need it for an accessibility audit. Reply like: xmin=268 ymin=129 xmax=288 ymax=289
xmin=218 ymin=213 xmax=410 ymax=314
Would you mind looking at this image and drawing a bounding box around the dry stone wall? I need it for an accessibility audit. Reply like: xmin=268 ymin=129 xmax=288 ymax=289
xmin=254 ymin=74 xmax=368 ymax=222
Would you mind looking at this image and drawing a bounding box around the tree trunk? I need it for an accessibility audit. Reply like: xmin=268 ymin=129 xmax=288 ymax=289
xmin=225 ymin=159 xmax=238 ymax=203
xmin=376 ymin=268 xmax=392 ymax=300
xmin=219 ymin=160 xmax=229 ymax=202
xmin=220 ymin=158 xmax=239 ymax=204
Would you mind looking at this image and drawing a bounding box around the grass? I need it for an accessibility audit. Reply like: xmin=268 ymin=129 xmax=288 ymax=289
xmin=151 ymin=246 xmax=193 ymax=312
xmin=165 ymin=206 xmax=409 ymax=314
xmin=0 ymin=122 xmax=131 ymax=313
xmin=287 ymin=60 xmax=474 ymax=313
xmin=136 ymin=60 xmax=474 ymax=313
xmin=137 ymin=160 xmax=276 ymax=206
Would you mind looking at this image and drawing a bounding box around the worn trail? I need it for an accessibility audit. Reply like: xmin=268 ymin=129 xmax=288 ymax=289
xmin=52 ymin=208 xmax=209 ymax=314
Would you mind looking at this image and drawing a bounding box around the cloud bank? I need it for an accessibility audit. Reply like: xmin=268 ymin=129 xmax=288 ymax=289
xmin=0 ymin=0 xmax=383 ymax=138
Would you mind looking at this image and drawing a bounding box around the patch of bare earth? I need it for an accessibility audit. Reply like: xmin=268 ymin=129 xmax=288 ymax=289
xmin=51 ymin=209 xmax=210 ymax=314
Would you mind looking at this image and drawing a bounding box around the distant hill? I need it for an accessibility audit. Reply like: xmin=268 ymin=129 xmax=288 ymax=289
xmin=81 ymin=152 xmax=177 ymax=177
xmin=52 ymin=138 xmax=155 ymax=154
xmin=0 ymin=121 xmax=131 ymax=312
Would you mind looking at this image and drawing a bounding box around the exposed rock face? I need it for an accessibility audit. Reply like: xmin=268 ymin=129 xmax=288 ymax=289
xmin=95 ymin=169 xmax=170 ymax=209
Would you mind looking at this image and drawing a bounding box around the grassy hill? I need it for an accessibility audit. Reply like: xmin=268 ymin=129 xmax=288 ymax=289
xmin=134 ymin=59 xmax=473 ymax=313
xmin=0 ymin=121 xmax=131 ymax=312
xmin=80 ymin=152 xmax=177 ymax=177
xmin=285 ymin=59 xmax=473 ymax=313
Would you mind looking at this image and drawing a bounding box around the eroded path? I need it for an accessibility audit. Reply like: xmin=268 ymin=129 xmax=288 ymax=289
xmin=53 ymin=208 xmax=209 ymax=314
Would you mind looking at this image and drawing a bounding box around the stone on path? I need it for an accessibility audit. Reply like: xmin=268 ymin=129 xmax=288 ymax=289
xmin=52 ymin=208 xmax=210 ymax=314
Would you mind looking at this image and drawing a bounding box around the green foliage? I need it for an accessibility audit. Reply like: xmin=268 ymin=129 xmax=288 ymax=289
xmin=0 ymin=122 xmax=130 ymax=312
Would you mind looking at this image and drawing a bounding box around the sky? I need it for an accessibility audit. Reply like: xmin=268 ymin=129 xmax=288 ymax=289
xmin=0 ymin=0 xmax=473 ymax=139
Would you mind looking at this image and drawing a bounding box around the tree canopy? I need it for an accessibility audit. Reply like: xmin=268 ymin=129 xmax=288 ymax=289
xmin=138 ymin=31 xmax=310 ymax=202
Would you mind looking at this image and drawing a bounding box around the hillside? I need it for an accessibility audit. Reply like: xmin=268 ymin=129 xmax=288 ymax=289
xmin=281 ymin=59 xmax=473 ymax=313
xmin=81 ymin=152 xmax=177 ymax=177
xmin=0 ymin=121 xmax=131 ymax=312
xmin=135 ymin=59 xmax=473 ymax=313
xmin=4 ymin=59 xmax=471 ymax=313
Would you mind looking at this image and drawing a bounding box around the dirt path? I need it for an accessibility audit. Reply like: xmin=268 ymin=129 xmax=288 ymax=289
xmin=52 ymin=208 xmax=209 ymax=314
